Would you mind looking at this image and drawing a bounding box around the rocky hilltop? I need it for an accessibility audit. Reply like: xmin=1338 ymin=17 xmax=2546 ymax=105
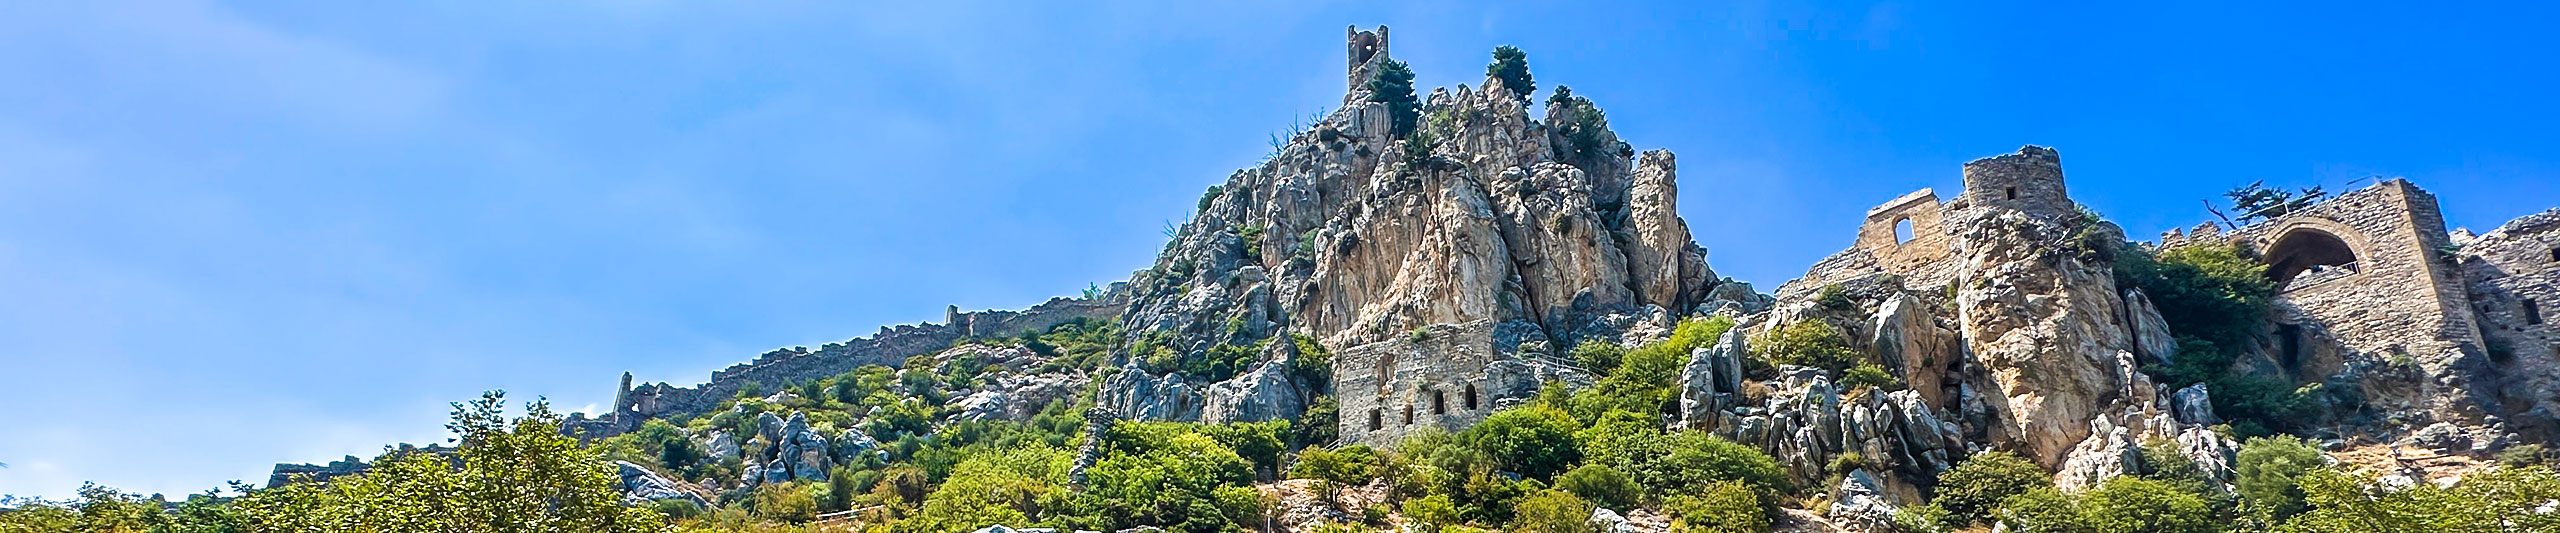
xmin=257 ymin=25 xmax=2560 ymax=533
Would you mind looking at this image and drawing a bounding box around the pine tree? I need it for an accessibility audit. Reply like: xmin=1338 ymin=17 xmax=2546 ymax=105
xmin=1367 ymin=59 xmax=1420 ymax=137
xmin=1488 ymin=45 xmax=1535 ymax=103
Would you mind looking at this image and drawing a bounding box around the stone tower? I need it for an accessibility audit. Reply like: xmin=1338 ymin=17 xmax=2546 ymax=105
xmin=1345 ymin=25 xmax=1390 ymax=104
xmin=1959 ymin=145 xmax=2072 ymax=219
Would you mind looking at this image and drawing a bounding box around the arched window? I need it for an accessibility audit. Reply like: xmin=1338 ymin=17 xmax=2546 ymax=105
xmin=1894 ymin=218 xmax=1915 ymax=244
xmin=1368 ymin=409 xmax=1384 ymax=431
xmin=1402 ymin=405 xmax=1414 ymax=425
xmin=2264 ymin=228 xmax=2359 ymax=286
xmin=1463 ymin=384 xmax=1479 ymax=410
xmin=1432 ymin=390 xmax=1447 ymax=415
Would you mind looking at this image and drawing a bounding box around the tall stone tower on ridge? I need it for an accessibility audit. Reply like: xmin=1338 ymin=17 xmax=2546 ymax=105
xmin=1345 ymin=25 xmax=1390 ymax=105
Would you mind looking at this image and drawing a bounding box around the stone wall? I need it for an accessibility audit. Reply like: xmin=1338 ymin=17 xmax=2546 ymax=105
xmin=1778 ymin=146 xmax=2061 ymax=300
xmin=2458 ymin=208 xmax=2560 ymax=434
xmin=1332 ymin=320 xmax=1587 ymax=447
xmin=571 ymin=286 xmax=1130 ymax=439
xmin=2225 ymin=181 xmax=2481 ymax=384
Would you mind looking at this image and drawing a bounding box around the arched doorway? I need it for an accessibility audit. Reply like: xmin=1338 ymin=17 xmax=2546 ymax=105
xmin=2264 ymin=227 xmax=2359 ymax=286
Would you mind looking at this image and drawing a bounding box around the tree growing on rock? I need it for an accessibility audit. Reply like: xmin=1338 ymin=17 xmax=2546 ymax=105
xmin=1487 ymin=45 xmax=1535 ymax=103
xmin=1367 ymin=59 xmax=1420 ymax=137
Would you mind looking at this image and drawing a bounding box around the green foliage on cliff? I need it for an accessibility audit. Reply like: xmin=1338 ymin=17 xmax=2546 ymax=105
xmin=1751 ymin=320 xmax=1857 ymax=374
xmin=1487 ymin=46 xmax=1535 ymax=102
xmin=1368 ymin=59 xmax=1420 ymax=137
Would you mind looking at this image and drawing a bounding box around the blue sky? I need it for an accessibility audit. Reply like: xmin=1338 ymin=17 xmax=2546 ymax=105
xmin=3 ymin=0 xmax=2555 ymax=499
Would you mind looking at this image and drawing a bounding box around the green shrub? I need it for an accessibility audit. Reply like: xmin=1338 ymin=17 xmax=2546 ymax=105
xmin=1752 ymin=320 xmax=1858 ymax=373
xmin=2235 ymin=435 xmax=2324 ymax=521
xmin=1569 ymin=340 xmax=1627 ymax=376
xmin=1626 ymin=430 xmax=1789 ymax=498
xmin=1933 ymin=451 xmax=2051 ymax=527
xmin=2078 ymin=477 xmax=2213 ymax=533
xmin=1459 ymin=405 xmax=1583 ymax=480
xmin=1839 ymin=364 xmax=1898 ymax=392
xmin=1289 ymin=445 xmax=1382 ymax=486
xmin=1403 ymin=494 xmax=1461 ymax=533
xmin=1662 ymin=481 xmax=1768 ymax=533
xmin=2498 ymin=443 xmax=2547 ymax=468
xmin=1506 ymin=490 xmax=1597 ymax=533
xmin=2277 ymin=465 xmax=2560 ymax=532
xmin=1486 ymin=46 xmax=1535 ymax=102
xmin=1554 ymin=464 xmax=1639 ymax=511
xmin=1198 ymin=185 xmax=1224 ymax=211
xmin=2115 ymin=242 xmax=2272 ymax=354
xmin=1995 ymin=487 xmax=2080 ymax=533
xmin=1816 ymin=283 xmax=1855 ymax=311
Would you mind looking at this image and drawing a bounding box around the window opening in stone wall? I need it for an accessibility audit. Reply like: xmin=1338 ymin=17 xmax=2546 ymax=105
xmin=1368 ymin=409 xmax=1383 ymax=430
xmin=1432 ymin=390 xmax=1447 ymax=414
xmin=2005 ymin=187 xmax=2018 ymax=200
xmin=2279 ymin=324 xmax=2304 ymax=370
xmin=1895 ymin=218 xmax=1914 ymax=244
xmin=2528 ymin=299 xmax=2545 ymax=325
xmin=1464 ymin=384 xmax=1478 ymax=410
xmin=2264 ymin=228 xmax=2359 ymax=286
xmin=2550 ymin=247 xmax=2559 ymax=262
xmin=1402 ymin=405 xmax=1414 ymax=425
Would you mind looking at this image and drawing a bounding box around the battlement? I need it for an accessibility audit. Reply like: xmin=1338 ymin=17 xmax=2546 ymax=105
xmin=1958 ymin=145 xmax=2071 ymax=219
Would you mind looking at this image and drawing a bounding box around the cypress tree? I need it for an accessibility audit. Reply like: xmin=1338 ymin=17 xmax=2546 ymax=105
xmin=1488 ymin=45 xmax=1535 ymax=103
xmin=1367 ymin=59 xmax=1420 ymax=137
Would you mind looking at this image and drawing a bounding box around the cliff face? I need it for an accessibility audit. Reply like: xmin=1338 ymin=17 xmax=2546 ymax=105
xmin=1104 ymin=62 xmax=1745 ymax=423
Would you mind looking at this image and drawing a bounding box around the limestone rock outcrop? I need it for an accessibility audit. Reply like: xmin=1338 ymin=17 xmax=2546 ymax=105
xmin=1104 ymin=50 xmax=1740 ymax=429
xmin=616 ymin=460 xmax=709 ymax=508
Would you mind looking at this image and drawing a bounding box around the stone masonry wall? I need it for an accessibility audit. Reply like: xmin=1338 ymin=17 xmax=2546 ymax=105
xmin=2226 ymin=180 xmax=2481 ymax=375
xmin=569 ymin=287 xmax=1131 ymax=438
xmin=2459 ymin=209 xmax=2560 ymax=433
xmin=1332 ymin=320 xmax=1587 ymax=447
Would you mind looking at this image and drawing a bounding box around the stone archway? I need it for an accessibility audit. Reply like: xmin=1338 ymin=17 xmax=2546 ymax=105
xmin=2264 ymin=226 xmax=2361 ymax=285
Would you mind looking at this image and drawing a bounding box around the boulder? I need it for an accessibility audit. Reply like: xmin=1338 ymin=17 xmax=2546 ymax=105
xmin=2171 ymin=384 xmax=2218 ymax=426
xmin=1825 ymin=469 xmax=1898 ymax=533
xmin=1099 ymin=362 xmax=1202 ymax=422
xmin=700 ymin=431 xmax=740 ymax=461
xmin=615 ymin=460 xmax=708 ymax=508
xmin=1199 ymin=359 xmax=1307 ymax=424
xmin=1588 ymin=507 xmax=1640 ymax=533
xmin=1950 ymin=208 xmax=2135 ymax=468
xmin=1679 ymin=327 xmax=1747 ymax=429
xmin=1870 ymin=292 xmax=1958 ymax=409
xmin=835 ymin=428 xmax=880 ymax=463
xmin=2124 ymin=288 xmax=2178 ymax=365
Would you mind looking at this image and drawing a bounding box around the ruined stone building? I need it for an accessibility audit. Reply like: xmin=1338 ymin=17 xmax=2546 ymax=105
xmin=2162 ymin=181 xmax=2560 ymax=438
xmin=1787 ymin=142 xmax=2560 ymax=445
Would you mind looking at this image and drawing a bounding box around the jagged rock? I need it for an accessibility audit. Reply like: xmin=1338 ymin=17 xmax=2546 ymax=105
xmin=1199 ymin=359 xmax=1307 ymax=424
xmin=952 ymin=372 xmax=1086 ymax=422
xmin=754 ymin=411 xmax=785 ymax=444
xmin=615 ymin=460 xmax=708 ymax=508
xmin=1679 ymin=327 xmax=1747 ymax=429
xmin=1952 ymin=207 xmax=2134 ymax=468
xmin=740 ymin=463 xmax=767 ymax=488
xmin=1870 ymin=292 xmax=1958 ymax=409
xmin=1826 ymin=469 xmax=1899 ymax=533
xmin=2174 ymin=425 xmax=2239 ymax=484
xmin=970 ymin=526 xmax=1019 ymax=533
xmin=2124 ymin=288 xmax=2177 ymax=365
xmin=2054 ymin=414 xmax=2143 ymax=492
xmin=835 ymin=428 xmax=880 ymax=463
xmin=2171 ymin=384 xmax=2218 ymax=426
xmin=1098 ymin=362 xmax=1202 ymax=422
xmin=779 ymin=412 xmax=832 ymax=481
xmin=1589 ymin=507 xmax=1640 ymax=533
xmin=700 ymin=431 xmax=740 ymax=461
xmin=2401 ymin=422 xmax=2472 ymax=451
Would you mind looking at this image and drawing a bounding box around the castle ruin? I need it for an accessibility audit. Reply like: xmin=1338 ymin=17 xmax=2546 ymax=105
xmin=1790 ymin=144 xmax=2560 ymax=440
